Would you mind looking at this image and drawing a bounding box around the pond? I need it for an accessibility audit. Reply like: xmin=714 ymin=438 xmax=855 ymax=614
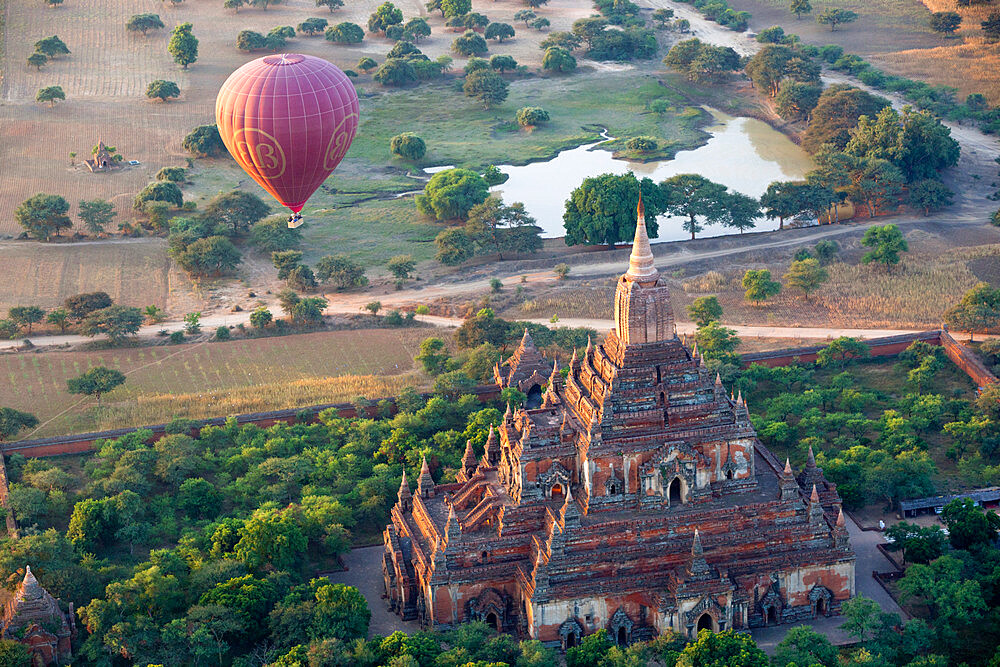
xmin=486 ymin=108 xmax=815 ymax=241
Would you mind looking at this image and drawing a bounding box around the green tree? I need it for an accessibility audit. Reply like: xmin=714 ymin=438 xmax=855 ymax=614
xmin=454 ymin=30 xmax=490 ymax=57
xmin=745 ymin=44 xmax=821 ymax=98
xmin=403 ymin=17 xmax=431 ymax=41
xmin=930 ymin=11 xmax=961 ymax=33
xmin=0 ymin=641 xmax=30 ymax=666
xmin=33 ymin=36 xmax=70 ymax=58
xmin=8 ymin=306 xmax=44 ymax=334
xmin=46 ymin=308 xmax=70 ymax=333
xmin=250 ymin=307 xmax=273 ymax=329
xmin=676 ymin=629 xmax=768 ymax=667
xmin=146 ymin=79 xmax=180 ymax=101
xmin=64 ymin=292 xmax=112 ymax=320
xmin=775 ymin=80 xmax=822 ymax=120
xmin=15 ymin=193 xmax=71 ymax=240
xmin=783 ymin=258 xmax=828 ymax=300
xmin=742 ymin=269 xmax=781 ymax=304
xmin=250 ymin=216 xmax=302 ymax=252
xmin=416 ymin=168 xmax=490 ymax=220
xmin=183 ymin=124 xmax=225 ymax=156
xmin=816 ymin=336 xmax=870 ymax=367
xmin=944 ymin=283 xmax=1000 ymax=340
xmin=861 ymin=224 xmax=908 ymax=271
xmin=297 ymin=17 xmax=329 ymax=35
xmin=317 ymin=0 xmax=343 ymax=11
xmin=27 ymin=52 xmax=48 ymax=69
xmin=542 ymin=46 xmax=576 ymax=73
xmin=236 ymin=30 xmax=268 ymax=51
xmin=818 ymin=8 xmax=859 ymax=30
xmin=687 ymin=296 xmax=722 ymax=327
xmin=940 ymin=498 xmax=1000 ymax=549
xmin=898 ymin=555 xmax=988 ymax=639
xmin=760 ymin=181 xmax=805 ymax=229
xmin=272 ymin=250 xmax=304 ymax=280
xmin=315 ymin=255 xmax=368 ymax=289
xmin=416 ymin=337 xmax=451 ymax=375
xmin=127 ymin=13 xmax=165 ymax=34
xmin=204 ymin=191 xmax=270 ymax=235
xmin=803 ymin=84 xmax=890 ymax=152
xmin=720 ymin=191 xmax=760 ymax=233
xmin=326 ymin=22 xmax=364 ymax=43
xmin=490 ymin=54 xmax=518 ymax=73
xmin=435 ymin=228 xmax=475 ymax=265
xmin=175 ymin=236 xmax=242 ymax=277
xmin=908 ymin=179 xmax=954 ymax=215
xmin=168 ymin=22 xmax=199 ymax=69
xmin=35 ymin=86 xmax=65 ymax=107
xmin=368 ymin=1 xmax=404 ymax=33
xmin=485 ymin=22 xmax=515 ymax=42
xmin=157 ymin=166 xmax=186 ymax=182
xmin=982 ymin=12 xmax=1000 ymax=42
xmin=390 ymin=133 xmax=426 ymax=161
xmin=773 ymin=625 xmax=837 ymax=666
xmin=235 ymin=506 xmax=308 ymax=571
xmin=844 ymin=106 xmax=960 ymax=182
xmin=465 ymin=196 xmax=540 ymax=259
xmin=695 ymin=321 xmax=740 ymax=361
xmin=373 ymin=58 xmax=416 ymax=85
xmin=884 ymin=521 xmax=947 ymax=564
xmin=0 ymin=408 xmax=39 ymax=441
xmin=134 ymin=181 xmax=183 ymax=210
xmin=567 ymin=629 xmax=613 ymax=667
xmin=387 ymin=255 xmax=416 ymax=279
xmin=790 ymin=0 xmax=812 ymax=18
xmin=563 ymin=173 xmax=665 ymax=247
xmin=441 ymin=0 xmax=471 ymax=18
xmin=67 ymin=366 xmax=126 ymax=405
xmin=814 ymin=239 xmax=839 ymax=264
xmin=652 ymin=7 xmax=674 ymax=26
xmin=661 ymin=174 xmax=728 ymax=240
xmin=840 ymin=595 xmax=881 ymax=646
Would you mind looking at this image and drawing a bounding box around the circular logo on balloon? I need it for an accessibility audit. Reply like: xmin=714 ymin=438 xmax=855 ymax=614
xmin=323 ymin=113 xmax=359 ymax=171
xmin=232 ymin=128 xmax=287 ymax=179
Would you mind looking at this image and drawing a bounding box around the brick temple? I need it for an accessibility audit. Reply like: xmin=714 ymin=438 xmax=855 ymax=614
xmin=383 ymin=201 xmax=855 ymax=648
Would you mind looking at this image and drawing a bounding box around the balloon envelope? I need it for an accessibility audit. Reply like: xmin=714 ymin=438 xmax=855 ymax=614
xmin=215 ymin=53 xmax=359 ymax=213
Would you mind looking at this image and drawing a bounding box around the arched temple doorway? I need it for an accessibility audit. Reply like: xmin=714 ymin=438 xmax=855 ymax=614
xmin=669 ymin=477 xmax=683 ymax=504
xmin=697 ymin=613 xmax=713 ymax=633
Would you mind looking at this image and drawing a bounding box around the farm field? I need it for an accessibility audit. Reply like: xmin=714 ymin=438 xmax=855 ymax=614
xmin=0 ymin=327 xmax=428 ymax=438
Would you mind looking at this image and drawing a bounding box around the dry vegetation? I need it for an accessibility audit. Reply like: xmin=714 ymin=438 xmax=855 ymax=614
xmin=0 ymin=328 xmax=427 ymax=437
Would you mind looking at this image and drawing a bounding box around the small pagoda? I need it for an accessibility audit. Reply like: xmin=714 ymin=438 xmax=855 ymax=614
xmin=84 ymin=141 xmax=118 ymax=172
xmin=1 ymin=566 xmax=75 ymax=665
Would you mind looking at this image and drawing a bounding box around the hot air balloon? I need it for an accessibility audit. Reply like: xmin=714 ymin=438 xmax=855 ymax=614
xmin=215 ymin=53 xmax=359 ymax=229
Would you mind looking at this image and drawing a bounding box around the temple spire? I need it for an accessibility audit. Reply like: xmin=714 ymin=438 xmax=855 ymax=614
xmin=461 ymin=440 xmax=477 ymax=478
xmin=625 ymin=194 xmax=658 ymax=283
xmin=418 ymin=456 xmax=434 ymax=498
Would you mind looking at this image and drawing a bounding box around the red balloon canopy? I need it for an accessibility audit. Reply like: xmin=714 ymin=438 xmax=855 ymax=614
xmin=215 ymin=53 xmax=359 ymax=214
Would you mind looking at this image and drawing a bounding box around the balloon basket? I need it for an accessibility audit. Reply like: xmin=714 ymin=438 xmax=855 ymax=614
xmin=287 ymin=219 xmax=304 ymax=230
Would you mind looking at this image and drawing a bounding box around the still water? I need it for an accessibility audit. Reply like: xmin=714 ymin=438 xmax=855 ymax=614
xmin=487 ymin=109 xmax=814 ymax=241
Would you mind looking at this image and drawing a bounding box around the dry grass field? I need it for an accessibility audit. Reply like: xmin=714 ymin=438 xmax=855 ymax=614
xmin=0 ymin=238 xmax=177 ymax=313
xmin=502 ymin=228 xmax=1000 ymax=330
xmin=0 ymin=327 xmax=427 ymax=437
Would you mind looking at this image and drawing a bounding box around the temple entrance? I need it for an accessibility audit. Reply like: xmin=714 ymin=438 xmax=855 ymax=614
xmin=726 ymin=470 xmax=733 ymax=481
xmin=551 ymin=483 xmax=564 ymax=500
xmin=766 ymin=607 xmax=778 ymax=625
xmin=697 ymin=613 xmax=713 ymax=633
xmin=816 ymin=598 xmax=827 ymax=615
xmin=486 ymin=612 xmax=499 ymax=631
xmin=566 ymin=632 xmax=577 ymax=648
xmin=526 ymin=385 xmax=543 ymax=409
xmin=617 ymin=627 xmax=627 ymax=646
xmin=669 ymin=477 xmax=682 ymax=504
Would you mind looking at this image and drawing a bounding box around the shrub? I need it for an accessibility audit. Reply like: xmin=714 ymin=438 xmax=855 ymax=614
xmin=516 ymin=106 xmax=549 ymax=127
xmin=389 ymin=133 xmax=426 ymax=160
xmin=169 ymin=330 xmax=185 ymax=344
xmin=214 ymin=326 xmax=231 ymax=341
xmin=554 ymin=263 xmax=570 ymax=279
xmin=626 ymin=136 xmax=658 ymax=152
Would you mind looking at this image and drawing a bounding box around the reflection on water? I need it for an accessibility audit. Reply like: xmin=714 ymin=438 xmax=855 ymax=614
xmin=486 ymin=108 xmax=814 ymax=241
